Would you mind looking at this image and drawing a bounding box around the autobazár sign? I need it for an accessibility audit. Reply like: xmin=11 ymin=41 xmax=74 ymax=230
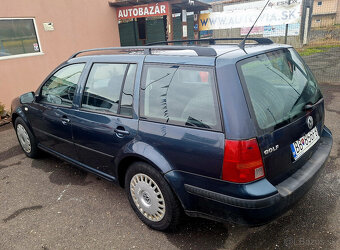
xmin=117 ymin=2 xmax=169 ymax=20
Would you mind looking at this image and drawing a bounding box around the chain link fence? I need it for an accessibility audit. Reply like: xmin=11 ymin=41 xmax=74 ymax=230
xmin=200 ymin=0 xmax=340 ymax=84
xmin=300 ymin=0 xmax=340 ymax=84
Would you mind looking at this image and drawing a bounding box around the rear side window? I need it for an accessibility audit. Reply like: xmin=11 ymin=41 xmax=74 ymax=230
xmin=238 ymin=48 xmax=321 ymax=131
xmin=140 ymin=64 xmax=221 ymax=131
xmin=81 ymin=63 xmax=136 ymax=116
xmin=120 ymin=64 xmax=137 ymax=116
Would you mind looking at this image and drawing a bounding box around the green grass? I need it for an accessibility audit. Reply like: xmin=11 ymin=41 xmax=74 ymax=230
xmin=299 ymin=48 xmax=324 ymax=56
xmin=298 ymin=44 xmax=340 ymax=56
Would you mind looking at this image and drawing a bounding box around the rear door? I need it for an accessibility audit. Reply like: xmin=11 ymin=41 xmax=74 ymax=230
xmin=71 ymin=59 xmax=139 ymax=176
xmin=237 ymin=48 xmax=324 ymax=184
xmin=138 ymin=64 xmax=225 ymax=179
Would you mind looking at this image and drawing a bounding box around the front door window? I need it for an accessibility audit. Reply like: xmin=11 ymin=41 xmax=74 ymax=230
xmin=41 ymin=63 xmax=85 ymax=106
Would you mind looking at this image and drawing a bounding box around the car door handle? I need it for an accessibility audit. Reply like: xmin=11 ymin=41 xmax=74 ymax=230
xmin=61 ymin=117 xmax=70 ymax=125
xmin=114 ymin=128 xmax=130 ymax=136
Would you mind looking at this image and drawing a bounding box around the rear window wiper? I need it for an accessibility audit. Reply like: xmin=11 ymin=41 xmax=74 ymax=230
xmin=289 ymin=79 xmax=315 ymax=114
xmin=304 ymin=97 xmax=324 ymax=111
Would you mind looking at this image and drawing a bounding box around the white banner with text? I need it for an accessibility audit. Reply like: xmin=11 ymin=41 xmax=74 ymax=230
xmin=199 ymin=0 xmax=302 ymax=31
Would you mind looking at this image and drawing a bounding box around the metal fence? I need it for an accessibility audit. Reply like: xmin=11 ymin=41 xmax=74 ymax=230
xmin=201 ymin=0 xmax=340 ymax=83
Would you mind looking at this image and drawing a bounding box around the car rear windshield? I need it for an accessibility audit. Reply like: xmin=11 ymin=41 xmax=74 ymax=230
xmin=238 ymin=48 xmax=322 ymax=131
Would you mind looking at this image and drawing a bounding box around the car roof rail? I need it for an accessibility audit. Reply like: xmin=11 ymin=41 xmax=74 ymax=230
xmin=69 ymin=46 xmax=217 ymax=59
xmin=146 ymin=38 xmax=274 ymax=46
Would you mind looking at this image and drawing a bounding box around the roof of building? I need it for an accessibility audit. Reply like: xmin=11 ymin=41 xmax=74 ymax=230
xmin=109 ymin=0 xmax=211 ymax=13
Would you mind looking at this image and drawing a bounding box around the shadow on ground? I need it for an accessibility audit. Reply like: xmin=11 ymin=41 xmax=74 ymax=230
xmin=0 ymin=145 xmax=22 ymax=163
xmin=30 ymin=156 xmax=92 ymax=186
xmin=166 ymin=217 xmax=229 ymax=250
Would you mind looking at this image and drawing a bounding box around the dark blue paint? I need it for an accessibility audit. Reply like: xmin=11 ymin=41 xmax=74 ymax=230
xmin=11 ymin=44 xmax=333 ymax=225
xmin=165 ymin=127 xmax=332 ymax=224
xmin=71 ymin=109 xmax=138 ymax=175
xmin=257 ymin=102 xmax=325 ymax=185
xmin=138 ymin=120 xmax=225 ymax=179
xmin=215 ymin=60 xmax=257 ymax=140
xmin=114 ymin=140 xmax=173 ymax=174
xmin=28 ymin=103 xmax=78 ymax=160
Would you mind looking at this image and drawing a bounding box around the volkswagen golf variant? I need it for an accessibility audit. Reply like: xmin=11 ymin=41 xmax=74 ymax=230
xmin=11 ymin=39 xmax=333 ymax=231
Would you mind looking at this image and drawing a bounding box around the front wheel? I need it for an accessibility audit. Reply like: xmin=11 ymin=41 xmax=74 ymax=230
xmin=15 ymin=117 xmax=39 ymax=158
xmin=125 ymin=162 xmax=182 ymax=231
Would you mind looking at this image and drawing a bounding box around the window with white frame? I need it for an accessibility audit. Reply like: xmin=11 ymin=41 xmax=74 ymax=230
xmin=0 ymin=18 xmax=41 ymax=58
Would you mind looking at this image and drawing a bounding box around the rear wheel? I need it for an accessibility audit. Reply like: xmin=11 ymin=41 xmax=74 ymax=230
xmin=125 ymin=162 xmax=182 ymax=231
xmin=15 ymin=117 xmax=39 ymax=158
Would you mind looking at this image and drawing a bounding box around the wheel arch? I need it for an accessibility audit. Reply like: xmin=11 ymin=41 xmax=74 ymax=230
xmin=12 ymin=107 xmax=27 ymax=124
xmin=11 ymin=112 xmax=19 ymax=127
xmin=115 ymin=141 xmax=174 ymax=187
xmin=116 ymin=154 xmax=170 ymax=188
xmin=11 ymin=107 xmax=33 ymax=133
xmin=116 ymin=153 xmax=186 ymax=219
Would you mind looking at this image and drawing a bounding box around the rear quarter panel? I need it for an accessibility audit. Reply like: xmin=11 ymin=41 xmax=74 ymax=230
xmin=215 ymin=58 xmax=257 ymax=140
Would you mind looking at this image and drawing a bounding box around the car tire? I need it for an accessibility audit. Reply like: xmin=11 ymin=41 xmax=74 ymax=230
xmin=15 ymin=117 xmax=39 ymax=158
xmin=125 ymin=161 xmax=182 ymax=231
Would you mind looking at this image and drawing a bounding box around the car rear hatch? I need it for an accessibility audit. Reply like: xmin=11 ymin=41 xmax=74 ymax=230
xmin=237 ymin=48 xmax=324 ymax=185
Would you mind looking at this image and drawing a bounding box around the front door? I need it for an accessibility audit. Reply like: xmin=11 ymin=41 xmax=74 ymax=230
xmin=28 ymin=63 xmax=86 ymax=159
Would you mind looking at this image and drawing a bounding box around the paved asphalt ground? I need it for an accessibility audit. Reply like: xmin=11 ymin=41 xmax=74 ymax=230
xmin=302 ymin=47 xmax=340 ymax=84
xmin=1 ymin=56 xmax=339 ymax=249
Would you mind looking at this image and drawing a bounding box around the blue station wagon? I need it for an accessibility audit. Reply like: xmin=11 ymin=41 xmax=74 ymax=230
xmin=11 ymin=38 xmax=333 ymax=231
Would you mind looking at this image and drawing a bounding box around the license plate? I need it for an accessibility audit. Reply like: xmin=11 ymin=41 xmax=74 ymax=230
xmin=290 ymin=127 xmax=320 ymax=160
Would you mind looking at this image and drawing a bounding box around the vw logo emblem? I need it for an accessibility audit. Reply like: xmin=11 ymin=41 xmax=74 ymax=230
xmin=307 ymin=116 xmax=313 ymax=129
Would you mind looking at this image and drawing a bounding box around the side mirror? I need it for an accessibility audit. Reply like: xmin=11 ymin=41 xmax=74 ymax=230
xmin=20 ymin=92 xmax=35 ymax=104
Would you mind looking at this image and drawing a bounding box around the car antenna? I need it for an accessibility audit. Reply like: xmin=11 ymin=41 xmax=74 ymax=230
xmin=238 ymin=0 xmax=271 ymax=52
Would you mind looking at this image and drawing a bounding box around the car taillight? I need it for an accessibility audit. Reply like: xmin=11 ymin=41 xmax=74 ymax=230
xmin=222 ymin=139 xmax=265 ymax=183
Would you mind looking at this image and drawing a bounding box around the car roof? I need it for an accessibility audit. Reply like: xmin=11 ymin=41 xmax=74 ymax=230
xmin=68 ymin=43 xmax=292 ymax=66
xmin=216 ymin=43 xmax=292 ymax=62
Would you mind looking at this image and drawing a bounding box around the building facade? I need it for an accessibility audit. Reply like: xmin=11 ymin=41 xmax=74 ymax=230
xmin=0 ymin=0 xmax=120 ymax=109
xmin=111 ymin=0 xmax=210 ymax=46
xmin=311 ymin=0 xmax=340 ymax=27
xmin=0 ymin=0 xmax=209 ymax=109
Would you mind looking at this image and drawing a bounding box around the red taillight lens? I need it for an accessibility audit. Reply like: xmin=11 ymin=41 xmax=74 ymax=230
xmin=222 ymin=139 xmax=265 ymax=183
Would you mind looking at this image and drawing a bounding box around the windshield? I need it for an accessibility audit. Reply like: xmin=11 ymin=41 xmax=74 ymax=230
xmin=238 ymin=48 xmax=322 ymax=130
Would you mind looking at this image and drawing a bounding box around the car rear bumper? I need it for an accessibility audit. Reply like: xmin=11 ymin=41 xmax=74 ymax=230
xmin=164 ymin=126 xmax=332 ymax=225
